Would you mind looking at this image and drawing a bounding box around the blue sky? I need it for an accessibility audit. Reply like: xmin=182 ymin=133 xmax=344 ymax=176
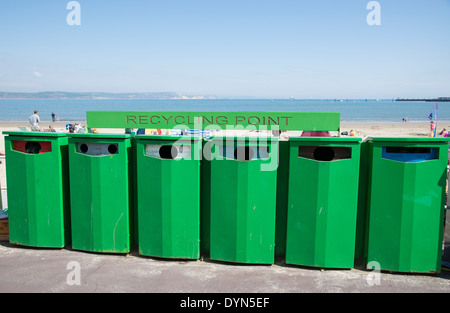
xmin=0 ymin=0 xmax=449 ymax=98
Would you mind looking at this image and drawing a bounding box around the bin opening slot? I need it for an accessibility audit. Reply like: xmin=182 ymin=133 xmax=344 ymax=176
xmin=298 ymin=146 xmax=352 ymax=161
xmin=385 ymin=146 xmax=431 ymax=154
xmin=145 ymin=144 xmax=191 ymax=160
xmin=234 ymin=146 xmax=254 ymax=161
xmin=159 ymin=145 xmax=178 ymax=160
xmin=13 ymin=140 xmax=52 ymax=154
xmin=108 ymin=144 xmax=118 ymax=154
xmin=382 ymin=146 xmax=438 ymax=162
xmin=79 ymin=143 xmax=88 ymax=153
xmin=76 ymin=142 xmax=119 ymax=156
xmin=218 ymin=144 xmax=270 ymax=161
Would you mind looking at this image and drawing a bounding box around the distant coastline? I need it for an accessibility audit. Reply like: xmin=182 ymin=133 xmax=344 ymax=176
xmin=0 ymin=91 xmax=215 ymax=100
xmin=396 ymin=97 xmax=450 ymax=102
xmin=2 ymin=92 xmax=450 ymax=102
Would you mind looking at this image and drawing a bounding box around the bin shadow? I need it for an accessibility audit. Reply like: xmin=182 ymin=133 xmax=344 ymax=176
xmin=62 ymin=244 xmax=131 ymax=257
xmin=128 ymin=246 xmax=200 ymax=263
xmin=277 ymin=260 xmax=355 ymax=272
xmin=0 ymin=240 xmax=65 ymax=251
xmin=137 ymin=254 xmax=200 ymax=264
xmin=200 ymin=256 xmax=274 ymax=267
xmin=274 ymin=254 xmax=357 ymax=272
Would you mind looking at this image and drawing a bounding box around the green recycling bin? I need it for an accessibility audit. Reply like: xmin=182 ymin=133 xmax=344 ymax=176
xmin=68 ymin=133 xmax=134 ymax=253
xmin=364 ymin=137 xmax=449 ymax=273
xmin=135 ymin=135 xmax=201 ymax=259
xmin=3 ymin=131 xmax=70 ymax=248
xmin=202 ymin=136 xmax=279 ymax=264
xmin=285 ymin=137 xmax=362 ymax=269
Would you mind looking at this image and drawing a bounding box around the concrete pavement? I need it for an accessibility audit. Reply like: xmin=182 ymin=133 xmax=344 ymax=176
xmin=0 ymin=241 xmax=449 ymax=293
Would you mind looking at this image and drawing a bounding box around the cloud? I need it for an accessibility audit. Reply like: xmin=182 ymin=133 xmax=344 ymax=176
xmin=33 ymin=71 xmax=43 ymax=78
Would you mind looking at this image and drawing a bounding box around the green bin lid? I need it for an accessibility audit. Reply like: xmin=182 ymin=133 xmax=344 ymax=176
xmin=210 ymin=136 xmax=279 ymax=142
xmin=67 ymin=133 xmax=131 ymax=139
xmin=135 ymin=135 xmax=202 ymax=141
xmin=2 ymin=131 xmax=67 ymax=137
xmin=289 ymin=136 xmax=362 ymax=142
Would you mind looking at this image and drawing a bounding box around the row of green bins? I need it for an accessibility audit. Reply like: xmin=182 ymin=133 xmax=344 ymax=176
xmin=361 ymin=137 xmax=448 ymax=273
xmin=4 ymin=130 xmax=448 ymax=271
xmin=201 ymin=137 xmax=279 ymax=264
xmin=4 ymin=131 xmax=70 ymax=248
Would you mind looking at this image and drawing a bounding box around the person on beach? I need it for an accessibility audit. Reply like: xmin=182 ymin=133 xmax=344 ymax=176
xmin=430 ymin=120 xmax=435 ymax=136
xmin=28 ymin=110 xmax=41 ymax=131
xmin=51 ymin=112 xmax=56 ymax=122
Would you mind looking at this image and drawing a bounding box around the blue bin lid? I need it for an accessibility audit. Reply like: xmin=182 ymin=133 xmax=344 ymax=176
xmin=367 ymin=137 xmax=450 ymax=143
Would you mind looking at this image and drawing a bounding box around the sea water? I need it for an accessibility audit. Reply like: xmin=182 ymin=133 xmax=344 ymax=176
xmin=0 ymin=99 xmax=448 ymax=123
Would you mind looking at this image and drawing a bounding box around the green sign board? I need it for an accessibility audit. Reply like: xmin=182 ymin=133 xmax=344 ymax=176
xmin=86 ymin=111 xmax=340 ymax=131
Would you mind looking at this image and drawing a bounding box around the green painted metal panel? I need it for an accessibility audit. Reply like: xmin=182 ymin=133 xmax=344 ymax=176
xmin=202 ymin=137 xmax=278 ymax=264
xmin=286 ymin=138 xmax=362 ymax=269
xmin=86 ymin=111 xmax=340 ymax=131
xmin=289 ymin=137 xmax=361 ymax=142
xmin=3 ymin=132 xmax=70 ymax=248
xmin=68 ymin=134 xmax=133 ymax=253
xmin=135 ymin=135 xmax=202 ymax=141
xmin=364 ymin=137 xmax=449 ymax=273
xmin=135 ymin=135 xmax=201 ymax=259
